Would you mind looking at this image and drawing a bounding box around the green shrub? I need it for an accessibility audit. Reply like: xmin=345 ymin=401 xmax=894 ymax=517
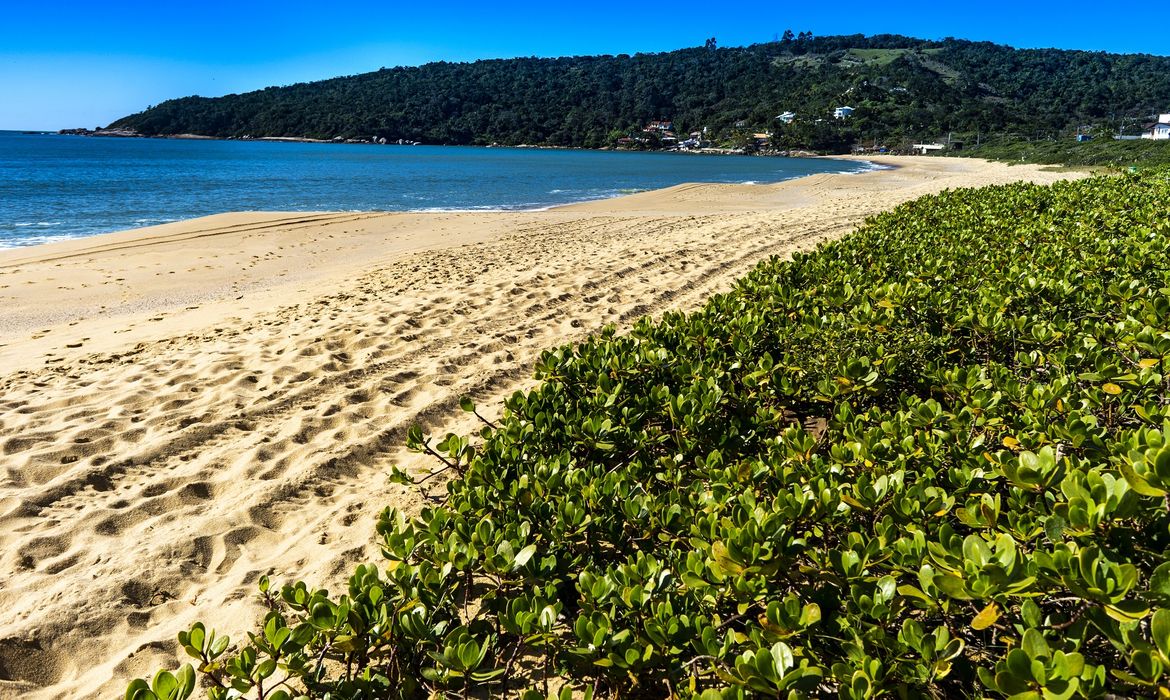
xmin=959 ymin=136 xmax=1170 ymax=169
xmin=129 ymin=171 xmax=1170 ymax=699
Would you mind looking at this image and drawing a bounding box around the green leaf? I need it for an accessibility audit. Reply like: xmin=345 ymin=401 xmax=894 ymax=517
xmin=1119 ymin=457 xmax=1167 ymax=497
xmin=1151 ymin=608 xmax=1170 ymax=660
xmin=1043 ymin=515 xmax=1066 ymax=542
xmin=1153 ymin=563 xmax=1170 ymax=601
xmin=186 ymin=624 xmax=205 ymax=653
xmin=934 ymin=574 xmax=973 ymax=600
xmin=150 ymin=670 xmax=177 ymax=699
xmin=771 ymin=642 xmax=794 ymax=675
xmin=799 ymin=602 xmax=821 ymax=626
xmin=174 ymin=665 xmax=195 ymax=699
xmin=1021 ymin=629 xmax=1050 ymax=659
xmin=310 ymin=602 xmax=335 ymax=629
xmin=1104 ymin=599 xmax=1150 ymax=623
xmin=125 ymin=679 xmax=156 ymax=700
xmin=255 ymin=658 xmax=277 ymax=680
xmin=513 ymin=544 xmax=537 ymax=570
xmin=470 ymin=668 xmax=507 ymax=682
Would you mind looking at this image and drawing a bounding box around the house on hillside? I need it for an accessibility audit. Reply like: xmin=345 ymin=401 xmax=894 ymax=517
xmin=833 ymin=106 xmax=854 ymax=119
xmin=776 ymin=111 xmax=796 ymax=124
xmin=912 ymin=143 xmax=946 ymax=155
xmin=1142 ymin=114 xmax=1170 ymax=140
xmin=644 ymin=120 xmax=674 ymax=133
xmin=680 ymin=131 xmax=709 ymax=149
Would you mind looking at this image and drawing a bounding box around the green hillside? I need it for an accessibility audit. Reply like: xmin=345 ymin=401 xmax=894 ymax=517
xmin=108 ymin=34 xmax=1170 ymax=152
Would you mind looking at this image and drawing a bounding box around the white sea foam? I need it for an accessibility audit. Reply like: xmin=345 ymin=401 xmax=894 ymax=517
xmin=840 ymin=160 xmax=894 ymax=174
xmin=0 ymin=232 xmax=86 ymax=249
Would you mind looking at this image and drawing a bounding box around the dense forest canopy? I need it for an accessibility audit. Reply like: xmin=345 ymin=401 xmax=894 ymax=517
xmin=109 ymin=34 xmax=1170 ymax=151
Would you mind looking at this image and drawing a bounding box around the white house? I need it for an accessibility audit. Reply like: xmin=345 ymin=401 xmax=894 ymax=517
xmin=912 ymin=143 xmax=946 ymax=155
xmin=1146 ymin=124 xmax=1170 ymax=140
xmin=833 ymin=106 xmax=854 ymax=119
xmin=776 ymin=111 xmax=796 ymax=124
xmin=1142 ymin=114 xmax=1170 ymax=140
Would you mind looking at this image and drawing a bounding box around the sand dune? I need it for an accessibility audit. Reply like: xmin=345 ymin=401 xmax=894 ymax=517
xmin=0 ymin=157 xmax=1083 ymax=698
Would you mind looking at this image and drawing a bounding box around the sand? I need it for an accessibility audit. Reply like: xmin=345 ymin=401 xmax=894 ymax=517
xmin=0 ymin=157 xmax=1084 ymax=698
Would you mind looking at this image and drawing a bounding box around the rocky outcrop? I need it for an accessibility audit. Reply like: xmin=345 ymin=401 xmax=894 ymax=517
xmin=57 ymin=128 xmax=141 ymax=137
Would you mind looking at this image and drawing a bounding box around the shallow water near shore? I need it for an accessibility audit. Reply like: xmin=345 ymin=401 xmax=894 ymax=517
xmin=0 ymin=131 xmax=877 ymax=248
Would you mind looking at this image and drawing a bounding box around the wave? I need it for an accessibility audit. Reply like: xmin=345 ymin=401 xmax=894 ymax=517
xmin=838 ymin=159 xmax=895 ymax=174
xmin=0 ymin=232 xmax=88 ymax=249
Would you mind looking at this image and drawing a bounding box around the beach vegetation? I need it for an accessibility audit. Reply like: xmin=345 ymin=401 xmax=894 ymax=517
xmin=129 ymin=170 xmax=1170 ymax=698
xmin=956 ymin=136 xmax=1170 ymax=169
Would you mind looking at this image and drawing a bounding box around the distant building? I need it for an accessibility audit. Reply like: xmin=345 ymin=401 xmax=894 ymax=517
xmin=1146 ymin=124 xmax=1170 ymax=140
xmin=1142 ymin=114 xmax=1170 ymax=140
xmin=833 ymin=106 xmax=854 ymax=119
xmin=912 ymin=143 xmax=946 ymax=154
xmin=644 ymin=120 xmax=674 ymax=132
xmin=776 ymin=111 xmax=796 ymax=124
xmin=680 ymin=131 xmax=709 ymax=149
xmin=734 ymin=119 xmax=749 ymax=128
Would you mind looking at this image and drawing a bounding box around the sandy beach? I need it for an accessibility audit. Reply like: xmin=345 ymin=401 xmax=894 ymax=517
xmin=0 ymin=157 xmax=1084 ymax=698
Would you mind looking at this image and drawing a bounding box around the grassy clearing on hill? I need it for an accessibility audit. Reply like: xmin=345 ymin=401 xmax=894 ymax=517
xmin=130 ymin=172 xmax=1170 ymax=699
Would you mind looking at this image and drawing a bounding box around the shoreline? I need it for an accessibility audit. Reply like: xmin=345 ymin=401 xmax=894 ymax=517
xmin=50 ymin=128 xmax=842 ymax=158
xmin=0 ymin=156 xmax=888 ymax=253
xmin=0 ymin=157 xmax=1087 ymax=698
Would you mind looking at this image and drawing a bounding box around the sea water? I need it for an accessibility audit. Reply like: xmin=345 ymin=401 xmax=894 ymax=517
xmin=0 ymin=131 xmax=880 ymax=249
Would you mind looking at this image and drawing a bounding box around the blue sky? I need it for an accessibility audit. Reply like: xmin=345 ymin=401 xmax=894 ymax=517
xmin=2 ymin=0 xmax=1168 ymax=130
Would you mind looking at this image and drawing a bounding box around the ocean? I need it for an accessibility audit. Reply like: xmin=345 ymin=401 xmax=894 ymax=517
xmin=0 ymin=131 xmax=879 ymax=249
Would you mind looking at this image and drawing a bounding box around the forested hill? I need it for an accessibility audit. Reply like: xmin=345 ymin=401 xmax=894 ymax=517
xmin=109 ymin=34 xmax=1170 ymax=150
